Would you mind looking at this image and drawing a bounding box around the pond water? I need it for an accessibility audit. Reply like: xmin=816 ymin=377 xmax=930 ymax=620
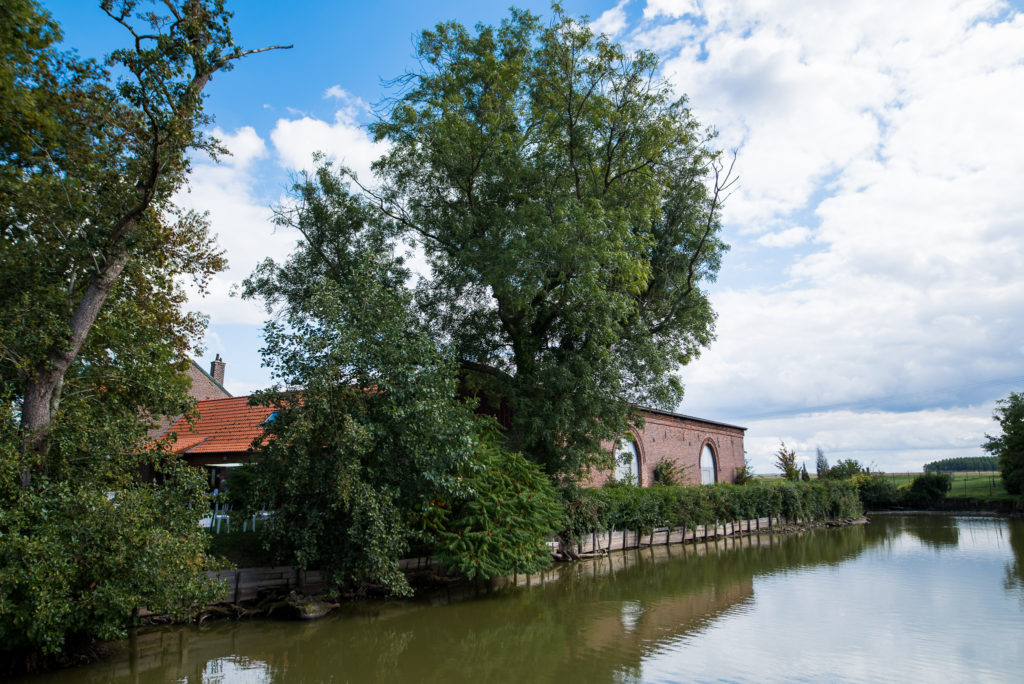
xmin=22 ymin=514 xmax=1024 ymax=683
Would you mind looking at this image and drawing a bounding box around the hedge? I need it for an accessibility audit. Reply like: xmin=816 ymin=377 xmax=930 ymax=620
xmin=561 ymin=480 xmax=862 ymax=544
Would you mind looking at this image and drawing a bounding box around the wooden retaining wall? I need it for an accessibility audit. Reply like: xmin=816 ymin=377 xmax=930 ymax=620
xmin=573 ymin=516 xmax=779 ymax=555
xmin=205 ymin=567 xmax=326 ymax=604
xmin=205 ymin=515 xmax=809 ymax=602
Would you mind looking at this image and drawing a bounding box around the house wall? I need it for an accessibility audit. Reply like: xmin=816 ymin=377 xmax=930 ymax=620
xmin=586 ymin=410 xmax=746 ymax=487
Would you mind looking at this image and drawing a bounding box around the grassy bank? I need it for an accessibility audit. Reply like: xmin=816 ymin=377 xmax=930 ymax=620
xmin=874 ymin=471 xmax=1010 ymax=500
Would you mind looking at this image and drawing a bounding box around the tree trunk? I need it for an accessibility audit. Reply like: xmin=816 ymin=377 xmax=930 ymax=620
xmin=19 ymin=250 xmax=131 ymax=483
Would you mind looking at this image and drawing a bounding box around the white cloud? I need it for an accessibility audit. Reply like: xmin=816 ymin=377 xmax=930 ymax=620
xmin=209 ymin=126 xmax=266 ymax=169
xmin=270 ymin=106 xmax=384 ymax=185
xmin=175 ymin=127 xmax=298 ymax=327
xmin=635 ymin=1 xmax=1024 ymax=469
xmin=757 ymin=226 xmax=810 ymax=248
xmin=741 ymin=406 xmax=994 ymax=474
xmin=643 ymin=0 xmax=699 ymax=20
xmin=591 ymin=0 xmax=631 ymax=38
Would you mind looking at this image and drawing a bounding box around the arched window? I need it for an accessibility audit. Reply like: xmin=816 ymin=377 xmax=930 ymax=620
xmin=700 ymin=444 xmax=716 ymax=485
xmin=615 ymin=437 xmax=641 ymax=484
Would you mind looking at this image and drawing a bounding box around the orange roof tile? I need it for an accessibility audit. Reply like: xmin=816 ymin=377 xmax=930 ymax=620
xmin=159 ymin=396 xmax=277 ymax=455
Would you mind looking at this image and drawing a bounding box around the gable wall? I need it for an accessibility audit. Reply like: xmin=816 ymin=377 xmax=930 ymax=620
xmin=586 ymin=410 xmax=746 ymax=487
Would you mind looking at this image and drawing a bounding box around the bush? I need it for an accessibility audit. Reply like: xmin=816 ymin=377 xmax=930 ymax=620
xmin=652 ymin=460 xmax=683 ymax=486
xmin=851 ymin=473 xmax=901 ymax=509
xmin=904 ymin=472 xmax=952 ymax=507
xmin=983 ymin=392 xmax=1024 ymax=495
xmin=733 ymin=459 xmax=754 ymax=485
xmin=829 ymin=459 xmax=868 ymax=480
xmin=0 ymin=459 xmax=221 ymax=659
xmin=424 ymin=436 xmax=562 ymax=580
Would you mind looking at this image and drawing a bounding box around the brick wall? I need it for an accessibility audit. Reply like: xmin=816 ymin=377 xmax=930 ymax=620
xmin=186 ymin=361 xmax=231 ymax=401
xmin=585 ymin=409 xmax=746 ymax=487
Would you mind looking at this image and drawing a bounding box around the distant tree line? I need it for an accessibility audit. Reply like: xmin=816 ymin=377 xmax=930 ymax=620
xmin=923 ymin=456 xmax=998 ymax=473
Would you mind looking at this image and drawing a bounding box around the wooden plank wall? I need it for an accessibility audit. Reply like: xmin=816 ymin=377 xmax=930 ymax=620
xmin=205 ymin=515 xmax=800 ymax=603
xmin=205 ymin=566 xmax=326 ymax=604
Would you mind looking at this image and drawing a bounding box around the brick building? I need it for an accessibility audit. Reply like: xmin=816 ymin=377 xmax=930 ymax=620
xmin=588 ymin=408 xmax=746 ymax=487
xmin=152 ymin=357 xmax=746 ymax=489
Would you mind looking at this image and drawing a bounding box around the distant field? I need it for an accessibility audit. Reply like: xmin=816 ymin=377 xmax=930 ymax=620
xmin=755 ymin=471 xmax=1010 ymax=499
xmin=877 ymin=471 xmax=1008 ymax=499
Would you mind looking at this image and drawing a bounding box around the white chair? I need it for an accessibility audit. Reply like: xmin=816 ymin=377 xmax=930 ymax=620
xmin=211 ymin=502 xmax=231 ymax=534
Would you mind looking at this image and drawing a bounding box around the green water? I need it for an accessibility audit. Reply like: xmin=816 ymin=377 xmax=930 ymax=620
xmin=22 ymin=515 xmax=1024 ymax=683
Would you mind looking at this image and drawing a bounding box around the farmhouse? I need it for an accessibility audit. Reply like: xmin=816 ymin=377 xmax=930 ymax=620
xmin=154 ymin=357 xmax=746 ymax=488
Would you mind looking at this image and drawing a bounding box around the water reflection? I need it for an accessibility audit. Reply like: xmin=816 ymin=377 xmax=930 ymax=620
xmin=19 ymin=516 xmax=1024 ymax=684
xmin=1006 ymin=517 xmax=1024 ymax=598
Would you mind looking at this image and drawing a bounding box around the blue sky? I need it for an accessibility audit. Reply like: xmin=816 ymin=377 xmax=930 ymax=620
xmin=44 ymin=1 xmax=1024 ymax=473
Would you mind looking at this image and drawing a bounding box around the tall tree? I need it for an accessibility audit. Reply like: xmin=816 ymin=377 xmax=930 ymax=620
xmin=0 ymin=1 xmax=288 ymax=661
xmin=243 ymin=165 xmax=560 ymax=593
xmin=775 ymin=441 xmax=799 ymax=481
xmin=365 ymin=8 xmax=731 ymax=478
xmin=983 ymin=391 xmax=1024 ymax=495
xmin=0 ymin=0 xmax=288 ymax=480
xmin=815 ymin=447 xmax=830 ymax=479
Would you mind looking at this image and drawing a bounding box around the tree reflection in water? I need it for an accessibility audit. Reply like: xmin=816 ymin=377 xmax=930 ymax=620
xmin=17 ymin=515 xmax=1024 ymax=684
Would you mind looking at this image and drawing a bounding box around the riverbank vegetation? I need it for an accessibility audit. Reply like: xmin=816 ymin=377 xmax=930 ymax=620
xmin=560 ymin=480 xmax=863 ymax=547
xmin=983 ymin=391 xmax=1024 ymax=495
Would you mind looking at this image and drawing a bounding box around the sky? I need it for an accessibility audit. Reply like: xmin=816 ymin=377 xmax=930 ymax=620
xmin=44 ymin=0 xmax=1024 ymax=474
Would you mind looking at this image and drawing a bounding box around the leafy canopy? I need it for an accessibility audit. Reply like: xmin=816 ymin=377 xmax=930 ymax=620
xmin=243 ymin=165 xmax=559 ymax=592
xmin=775 ymin=441 xmax=799 ymax=481
xmin=365 ymin=7 xmax=730 ymax=477
xmin=0 ymin=0 xmax=283 ymax=660
xmin=983 ymin=392 xmax=1024 ymax=495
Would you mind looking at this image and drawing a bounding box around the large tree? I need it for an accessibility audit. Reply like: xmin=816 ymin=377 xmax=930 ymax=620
xmin=983 ymin=391 xmax=1024 ymax=495
xmin=0 ymin=1 xmax=286 ymax=662
xmin=366 ymin=8 xmax=730 ymax=477
xmin=243 ymin=165 xmax=561 ymax=593
xmin=0 ymin=0 xmax=287 ymax=479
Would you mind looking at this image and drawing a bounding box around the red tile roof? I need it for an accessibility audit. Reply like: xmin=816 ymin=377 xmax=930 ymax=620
xmin=157 ymin=396 xmax=276 ymax=455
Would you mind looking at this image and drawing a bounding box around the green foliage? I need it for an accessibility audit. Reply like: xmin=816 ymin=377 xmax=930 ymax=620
xmin=242 ymin=165 xmax=560 ymax=592
xmin=850 ymin=473 xmax=901 ymax=509
xmin=923 ymin=456 xmax=998 ymax=473
xmin=983 ymin=392 xmax=1024 ymax=495
xmin=0 ymin=1 xmax=275 ymax=661
xmin=0 ymin=441 xmax=221 ymax=657
xmin=559 ymin=480 xmax=863 ymax=542
xmin=0 ymin=0 xmax=283 ymax=463
xmin=733 ymin=458 xmax=754 ymax=485
xmin=652 ymin=460 xmax=683 ymax=486
xmin=815 ymin=447 xmax=830 ymax=479
xmin=425 ymin=429 xmax=562 ymax=580
xmin=828 ymin=459 xmax=868 ymax=480
xmin=902 ymin=472 xmax=952 ymax=507
xmin=800 ymin=463 xmax=810 ymax=481
xmin=775 ymin=442 xmax=799 ymax=481
xmin=368 ymin=7 xmax=728 ymax=478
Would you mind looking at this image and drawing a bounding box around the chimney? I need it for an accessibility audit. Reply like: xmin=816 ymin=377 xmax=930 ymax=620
xmin=210 ymin=354 xmax=225 ymax=385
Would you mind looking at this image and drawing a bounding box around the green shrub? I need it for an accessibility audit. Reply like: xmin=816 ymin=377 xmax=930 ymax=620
xmin=0 ymin=459 xmax=221 ymax=658
xmin=558 ymin=480 xmax=862 ymax=540
xmin=652 ymin=460 xmax=683 ymax=486
xmin=733 ymin=459 xmax=754 ymax=485
xmin=852 ymin=473 xmax=901 ymax=509
xmin=425 ymin=436 xmax=562 ymax=580
xmin=904 ymin=472 xmax=952 ymax=507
